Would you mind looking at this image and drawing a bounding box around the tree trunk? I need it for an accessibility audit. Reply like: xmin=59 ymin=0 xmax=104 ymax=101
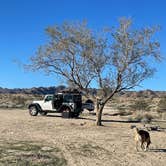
xmin=96 ymin=100 xmax=104 ymax=126
xmin=95 ymin=89 xmax=118 ymax=126
xmin=96 ymin=108 xmax=103 ymax=126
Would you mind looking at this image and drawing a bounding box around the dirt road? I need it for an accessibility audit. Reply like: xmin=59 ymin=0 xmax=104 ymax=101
xmin=0 ymin=109 xmax=165 ymax=166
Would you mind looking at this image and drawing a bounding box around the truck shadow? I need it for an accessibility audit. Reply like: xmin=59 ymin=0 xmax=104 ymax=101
xmin=46 ymin=114 xmax=62 ymax=118
xmin=78 ymin=117 xmax=96 ymax=121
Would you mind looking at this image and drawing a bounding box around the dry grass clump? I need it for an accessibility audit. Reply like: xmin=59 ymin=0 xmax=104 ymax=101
xmin=0 ymin=141 xmax=67 ymax=166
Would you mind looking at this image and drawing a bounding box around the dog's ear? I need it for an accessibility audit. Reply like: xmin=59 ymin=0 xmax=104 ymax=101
xmin=130 ymin=125 xmax=136 ymax=129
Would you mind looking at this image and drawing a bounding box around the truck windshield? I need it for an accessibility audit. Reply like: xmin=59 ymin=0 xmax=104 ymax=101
xmin=63 ymin=95 xmax=73 ymax=102
xmin=63 ymin=94 xmax=82 ymax=103
xmin=45 ymin=95 xmax=53 ymax=102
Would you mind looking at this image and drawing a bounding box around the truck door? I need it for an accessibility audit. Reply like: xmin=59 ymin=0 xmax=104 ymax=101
xmin=42 ymin=95 xmax=53 ymax=110
xmin=53 ymin=94 xmax=63 ymax=109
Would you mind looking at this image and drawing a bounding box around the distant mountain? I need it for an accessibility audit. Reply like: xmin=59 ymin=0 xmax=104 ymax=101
xmin=120 ymin=89 xmax=166 ymax=98
xmin=0 ymin=86 xmax=165 ymax=98
xmin=0 ymin=86 xmax=66 ymax=95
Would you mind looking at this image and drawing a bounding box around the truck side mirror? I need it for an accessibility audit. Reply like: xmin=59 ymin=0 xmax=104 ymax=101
xmin=44 ymin=98 xmax=48 ymax=102
xmin=44 ymin=97 xmax=50 ymax=102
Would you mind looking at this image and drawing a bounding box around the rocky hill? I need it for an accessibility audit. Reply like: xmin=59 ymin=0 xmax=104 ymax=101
xmin=0 ymin=86 xmax=66 ymax=95
xmin=0 ymin=86 xmax=166 ymax=98
xmin=120 ymin=89 xmax=166 ymax=98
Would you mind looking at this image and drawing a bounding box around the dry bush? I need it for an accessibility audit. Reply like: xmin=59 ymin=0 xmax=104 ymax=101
xmin=129 ymin=99 xmax=151 ymax=112
xmin=0 ymin=94 xmax=43 ymax=108
xmin=128 ymin=112 xmax=154 ymax=123
xmin=157 ymin=97 xmax=166 ymax=112
xmin=156 ymin=97 xmax=166 ymax=120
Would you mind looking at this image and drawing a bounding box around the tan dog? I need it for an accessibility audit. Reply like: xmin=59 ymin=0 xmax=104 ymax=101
xmin=134 ymin=127 xmax=151 ymax=151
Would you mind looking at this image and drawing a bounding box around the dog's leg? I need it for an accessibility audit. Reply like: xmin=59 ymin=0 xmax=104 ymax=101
xmin=146 ymin=139 xmax=151 ymax=151
xmin=136 ymin=141 xmax=139 ymax=151
xmin=141 ymin=142 xmax=145 ymax=151
xmin=144 ymin=143 xmax=147 ymax=151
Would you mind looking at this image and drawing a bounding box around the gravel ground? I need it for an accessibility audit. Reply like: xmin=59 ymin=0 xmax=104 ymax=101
xmin=0 ymin=109 xmax=165 ymax=166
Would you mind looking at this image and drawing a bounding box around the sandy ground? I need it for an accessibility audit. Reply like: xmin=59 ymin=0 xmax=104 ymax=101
xmin=0 ymin=109 xmax=165 ymax=166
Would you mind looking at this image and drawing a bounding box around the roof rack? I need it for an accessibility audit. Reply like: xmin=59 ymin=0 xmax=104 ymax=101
xmin=59 ymin=88 xmax=82 ymax=94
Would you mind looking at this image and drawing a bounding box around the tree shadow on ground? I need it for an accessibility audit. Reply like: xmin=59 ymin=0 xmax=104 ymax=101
xmin=102 ymin=119 xmax=140 ymax=123
xmin=149 ymin=148 xmax=166 ymax=153
xmin=103 ymin=112 xmax=132 ymax=116
xmin=79 ymin=116 xmax=140 ymax=123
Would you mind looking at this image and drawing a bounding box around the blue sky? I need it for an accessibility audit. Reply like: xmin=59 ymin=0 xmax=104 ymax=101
xmin=0 ymin=0 xmax=166 ymax=90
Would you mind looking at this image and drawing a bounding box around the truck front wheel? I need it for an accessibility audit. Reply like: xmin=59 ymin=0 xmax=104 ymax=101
xmin=29 ymin=106 xmax=38 ymax=116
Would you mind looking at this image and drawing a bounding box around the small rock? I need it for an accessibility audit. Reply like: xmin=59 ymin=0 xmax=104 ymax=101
xmin=41 ymin=146 xmax=53 ymax=151
xmin=80 ymin=122 xmax=86 ymax=126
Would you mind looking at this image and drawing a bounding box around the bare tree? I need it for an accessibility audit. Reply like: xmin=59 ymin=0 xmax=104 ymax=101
xmin=28 ymin=21 xmax=101 ymax=95
xmin=27 ymin=18 xmax=161 ymax=126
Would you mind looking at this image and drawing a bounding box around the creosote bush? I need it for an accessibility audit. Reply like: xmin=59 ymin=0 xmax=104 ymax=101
xmin=129 ymin=99 xmax=151 ymax=112
xmin=157 ymin=97 xmax=166 ymax=113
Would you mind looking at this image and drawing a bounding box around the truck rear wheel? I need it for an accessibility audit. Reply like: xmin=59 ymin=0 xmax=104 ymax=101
xmin=29 ymin=105 xmax=38 ymax=116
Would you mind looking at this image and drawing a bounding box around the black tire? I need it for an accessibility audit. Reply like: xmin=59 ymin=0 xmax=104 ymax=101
xmin=40 ymin=111 xmax=47 ymax=116
xmin=29 ymin=105 xmax=38 ymax=116
xmin=62 ymin=107 xmax=72 ymax=118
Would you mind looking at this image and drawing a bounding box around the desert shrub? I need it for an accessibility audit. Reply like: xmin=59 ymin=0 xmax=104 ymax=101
xmin=157 ymin=97 xmax=166 ymax=120
xmin=157 ymin=97 xmax=166 ymax=113
xmin=14 ymin=96 xmax=26 ymax=105
xmin=129 ymin=99 xmax=151 ymax=112
xmin=160 ymin=112 xmax=166 ymax=120
xmin=140 ymin=113 xmax=154 ymax=123
xmin=116 ymin=105 xmax=127 ymax=111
